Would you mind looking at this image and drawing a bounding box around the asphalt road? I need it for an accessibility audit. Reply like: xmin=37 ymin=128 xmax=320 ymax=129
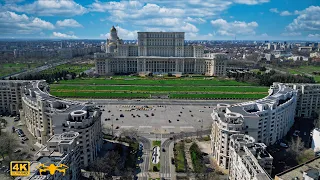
xmin=138 ymin=136 xmax=151 ymax=180
xmin=74 ymin=99 xmax=244 ymax=106
xmin=161 ymin=139 xmax=174 ymax=179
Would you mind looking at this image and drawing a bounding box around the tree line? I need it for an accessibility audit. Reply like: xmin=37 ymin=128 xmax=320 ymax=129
xmin=227 ymin=69 xmax=315 ymax=86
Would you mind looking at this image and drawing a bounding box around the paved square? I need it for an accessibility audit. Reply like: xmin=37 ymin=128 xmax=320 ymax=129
xmin=101 ymin=104 xmax=214 ymax=133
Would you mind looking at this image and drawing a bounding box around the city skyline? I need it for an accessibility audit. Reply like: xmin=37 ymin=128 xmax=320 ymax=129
xmin=0 ymin=0 xmax=319 ymax=40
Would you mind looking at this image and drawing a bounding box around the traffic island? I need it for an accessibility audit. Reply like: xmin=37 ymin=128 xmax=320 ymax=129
xmin=150 ymin=141 xmax=161 ymax=172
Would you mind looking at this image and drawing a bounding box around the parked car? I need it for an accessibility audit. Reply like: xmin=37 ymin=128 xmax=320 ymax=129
xmin=168 ymin=120 xmax=171 ymax=123
xmin=171 ymin=157 xmax=175 ymax=164
xmin=120 ymin=114 xmax=124 ymax=117
xmin=14 ymin=149 xmax=21 ymax=153
xmin=280 ymin=142 xmax=288 ymax=148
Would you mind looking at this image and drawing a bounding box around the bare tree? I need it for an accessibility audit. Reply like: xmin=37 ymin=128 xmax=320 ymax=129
xmin=0 ymin=132 xmax=18 ymax=165
xmin=120 ymin=128 xmax=138 ymax=140
xmin=288 ymin=137 xmax=305 ymax=157
xmin=89 ymin=151 xmax=124 ymax=180
xmin=102 ymin=125 xmax=113 ymax=135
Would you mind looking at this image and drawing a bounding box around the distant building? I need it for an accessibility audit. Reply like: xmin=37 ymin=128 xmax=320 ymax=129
xmin=310 ymin=52 xmax=320 ymax=58
xmin=95 ymin=26 xmax=228 ymax=76
xmin=275 ymin=156 xmax=320 ymax=180
xmin=299 ymin=46 xmax=313 ymax=52
xmin=229 ymin=134 xmax=273 ymax=180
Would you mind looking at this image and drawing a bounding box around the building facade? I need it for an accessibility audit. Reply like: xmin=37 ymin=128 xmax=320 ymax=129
xmin=21 ymin=80 xmax=102 ymax=167
xmin=95 ymin=26 xmax=227 ymax=76
xmin=229 ymin=134 xmax=273 ymax=180
xmin=285 ymin=83 xmax=320 ymax=118
xmin=0 ymin=80 xmax=31 ymax=115
xmin=16 ymin=131 xmax=81 ymax=180
xmin=211 ymin=83 xmax=297 ymax=170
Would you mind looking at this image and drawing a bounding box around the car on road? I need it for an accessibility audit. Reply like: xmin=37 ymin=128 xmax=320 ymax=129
xmin=120 ymin=114 xmax=124 ymax=117
xmin=168 ymin=120 xmax=171 ymax=123
xmin=280 ymin=142 xmax=288 ymax=148
xmin=293 ymin=130 xmax=300 ymax=137
xmin=177 ymin=119 xmax=179 ymax=121
xmin=14 ymin=149 xmax=21 ymax=153
xmin=116 ymin=118 xmax=119 ymax=121
xmin=151 ymin=113 xmax=154 ymax=116
xmin=171 ymin=157 xmax=175 ymax=164
xmin=189 ymin=110 xmax=192 ymax=112
xmin=115 ymin=126 xmax=119 ymax=129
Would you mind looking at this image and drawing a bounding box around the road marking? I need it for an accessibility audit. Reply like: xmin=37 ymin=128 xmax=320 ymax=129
xmin=161 ymin=126 xmax=175 ymax=128
xmin=139 ymin=126 xmax=152 ymax=128
xmin=120 ymin=126 xmax=134 ymax=129
xmin=180 ymin=126 xmax=194 ymax=129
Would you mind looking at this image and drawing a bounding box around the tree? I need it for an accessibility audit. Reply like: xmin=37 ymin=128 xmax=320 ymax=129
xmin=89 ymin=151 xmax=124 ymax=179
xmin=288 ymin=137 xmax=305 ymax=157
xmin=0 ymin=132 xmax=18 ymax=164
xmin=297 ymin=149 xmax=315 ymax=164
xmin=120 ymin=128 xmax=138 ymax=140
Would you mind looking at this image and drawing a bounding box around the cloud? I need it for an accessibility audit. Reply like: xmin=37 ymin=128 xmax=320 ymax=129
xmin=186 ymin=32 xmax=214 ymax=40
xmin=185 ymin=17 xmax=206 ymax=24
xmin=100 ymin=26 xmax=139 ymax=40
xmin=280 ymin=11 xmax=292 ymax=16
xmin=4 ymin=0 xmax=87 ymax=16
xmin=0 ymin=11 xmax=54 ymax=35
xmin=52 ymin=32 xmax=78 ymax=39
xmin=281 ymin=32 xmax=301 ymax=36
xmin=308 ymin=34 xmax=320 ymax=38
xmin=56 ymin=19 xmax=82 ymax=28
xmin=286 ymin=6 xmax=320 ymax=31
xmin=210 ymin=19 xmax=258 ymax=36
xmin=281 ymin=32 xmax=302 ymax=37
xmin=233 ymin=0 xmax=269 ymax=5
xmin=269 ymin=8 xmax=279 ymax=13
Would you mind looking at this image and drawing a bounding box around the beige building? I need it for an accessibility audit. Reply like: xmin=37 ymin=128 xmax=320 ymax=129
xmin=275 ymin=156 xmax=320 ymax=180
xmin=229 ymin=134 xmax=273 ymax=180
xmin=95 ymin=26 xmax=227 ymax=76
xmin=285 ymin=83 xmax=320 ymax=118
xmin=0 ymin=80 xmax=31 ymax=115
xmin=211 ymin=83 xmax=297 ymax=170
xmin=15 ymin=131 xmax=81 ymax=180
xmin=21 ymin=80 xmax=102 ymax=167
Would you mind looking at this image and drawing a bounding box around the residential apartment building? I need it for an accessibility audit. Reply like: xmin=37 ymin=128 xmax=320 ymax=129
xmin=0 ymin=80 xmax=31 ymax=115
xmin=21 ymin=80 xmax=102 ymax=167
xmin=275 ymin=156 xmax=320 ymax=180
xmin=211 ymin=83 xmax=297 ymax=170
xmin=95 ymin=26 xmax=227 ymax=76
xmin=285 ymin=83 xmax=320 ymax=118
xmin=15 ymin=131 xmax=81 ymax=180
xmin=229 ymin=134 xmax=273 ymax=180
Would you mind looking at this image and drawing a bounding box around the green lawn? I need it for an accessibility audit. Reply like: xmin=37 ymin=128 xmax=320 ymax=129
xmin=170 ymin=93 xmax=267 ymax=99
xmin=174 ymin=142 xmax=187 ymax=172
xmin=190 ymin=143 xmax=206 ymax=173
xmin=42 ymin=63 xmax=94 ymax=75
xmin=50 ymin=84 xmax=268 ymax=93
xmin=0 ymin=63 xmax=40 ymax=77
xmin=285 ymin=65 xmax=320 ymax=82
xmin=50 ymin=91 xmax=150 ymax=98
xmin=152 ymin=140 xmax=161 ymax=147
xmin=57 ymin=78 xmax=252 ymax=86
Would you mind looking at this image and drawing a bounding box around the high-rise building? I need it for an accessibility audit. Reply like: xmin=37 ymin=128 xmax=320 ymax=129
xmin=15 ymin=131 xmax=81 ymax=180
xmin=229 ymin=134 xmax=273 ymax=180
xmin=21 ymin=80 xmax=102 ymax=168
xmin=95 ymin=26 xmax=228 ymax=76
xmin=284 ymin=83 xmax=320 ymax=118
xmin=211 ymin=83 xmax=297 ymax=170
xmin=0 ymin=80 xmax=31 ymax=115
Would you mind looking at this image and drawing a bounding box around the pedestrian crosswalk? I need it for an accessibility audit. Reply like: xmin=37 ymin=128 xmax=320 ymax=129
xmin=136 ymin=172 xmax=171 ymax=179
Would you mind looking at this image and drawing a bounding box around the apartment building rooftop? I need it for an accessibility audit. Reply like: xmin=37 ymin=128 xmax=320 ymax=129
xmin=275 ymin=156 xmax=320 ymax=180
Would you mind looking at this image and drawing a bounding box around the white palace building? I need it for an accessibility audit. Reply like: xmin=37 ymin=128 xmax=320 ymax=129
xmin=95 ymin=26 xmax=227 ymax=76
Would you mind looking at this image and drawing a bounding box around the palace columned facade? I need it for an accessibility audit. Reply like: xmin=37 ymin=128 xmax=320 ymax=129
xmin=95 ymin=26 xmax=227 ymax=76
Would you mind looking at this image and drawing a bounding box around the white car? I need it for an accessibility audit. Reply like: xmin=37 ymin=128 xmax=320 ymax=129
xmin=280 ymin=143 xmax=288 ymax=148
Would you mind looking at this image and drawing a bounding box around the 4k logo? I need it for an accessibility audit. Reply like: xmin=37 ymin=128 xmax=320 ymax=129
xmin=10 ymin=161 xmax=30 ymax=176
